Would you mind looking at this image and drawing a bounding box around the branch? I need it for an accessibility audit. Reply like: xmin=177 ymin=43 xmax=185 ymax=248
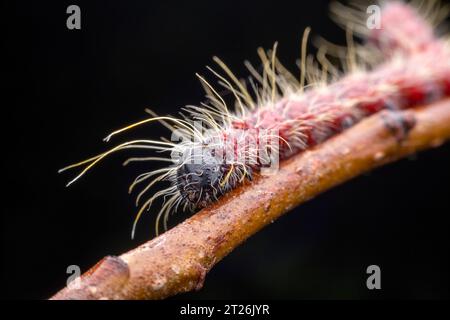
xmin=51 ymin=99 xmax=450 ymax=300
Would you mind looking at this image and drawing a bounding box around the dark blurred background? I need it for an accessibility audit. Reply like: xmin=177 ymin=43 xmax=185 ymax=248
xmin=3 ymin=0 xmax=450 ymax=299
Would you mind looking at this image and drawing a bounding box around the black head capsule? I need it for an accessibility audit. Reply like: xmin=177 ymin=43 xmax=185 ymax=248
xmin=174 ymin=143 xmax=225 ymax=208
xmin=175 ymin=160 xmax=254 ymax=209
xmin=174 ymin=141 xmax=254 ymax=209
xmin=176 ymin=161 xmax=224 ymax=208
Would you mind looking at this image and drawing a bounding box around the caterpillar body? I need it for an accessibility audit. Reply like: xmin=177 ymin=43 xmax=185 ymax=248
xmin=59 ymin=1 xmax=450 ymax=238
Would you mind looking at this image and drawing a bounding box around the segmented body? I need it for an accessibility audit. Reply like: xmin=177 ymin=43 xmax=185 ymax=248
xmin=179 ymin=1 xmax=450 ymax=210
xmin=232 ymin=50 xmax=450 ymax=158
xmin=60 ymin=1 xmax=450 ymax=237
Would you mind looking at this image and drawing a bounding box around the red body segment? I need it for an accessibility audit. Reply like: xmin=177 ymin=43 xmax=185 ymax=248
xmin=224 ymin=2 xmax=450 ymax=164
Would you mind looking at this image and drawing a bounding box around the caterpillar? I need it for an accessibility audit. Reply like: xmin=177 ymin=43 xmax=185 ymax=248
xmin=59 ymin=1 xmax=450 ymax=239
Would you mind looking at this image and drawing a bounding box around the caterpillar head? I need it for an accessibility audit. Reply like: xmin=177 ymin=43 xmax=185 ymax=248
xmin=176 ymin=161 xmax=224 ymax=208
xmin=174 ymin=142 xmax=253 ymax=209
xmin=175 ymin=144 xmax=225 ymax=209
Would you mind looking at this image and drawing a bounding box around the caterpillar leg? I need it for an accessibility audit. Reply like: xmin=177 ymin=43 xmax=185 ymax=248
xmin=380 ymin=110 xmax=416 ymax=143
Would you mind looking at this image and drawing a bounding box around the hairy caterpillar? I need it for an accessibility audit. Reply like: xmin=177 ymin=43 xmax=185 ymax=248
xmin=59 ymin=1 xmax=450 ymax=239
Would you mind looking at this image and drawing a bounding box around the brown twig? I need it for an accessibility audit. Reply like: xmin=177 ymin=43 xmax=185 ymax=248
xmin=51 ymin=99 xmax=450 ymax=300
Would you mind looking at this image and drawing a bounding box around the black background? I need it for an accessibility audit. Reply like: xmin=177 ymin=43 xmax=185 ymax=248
xmin=3 ymin=0 xmax=450 ymax=300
